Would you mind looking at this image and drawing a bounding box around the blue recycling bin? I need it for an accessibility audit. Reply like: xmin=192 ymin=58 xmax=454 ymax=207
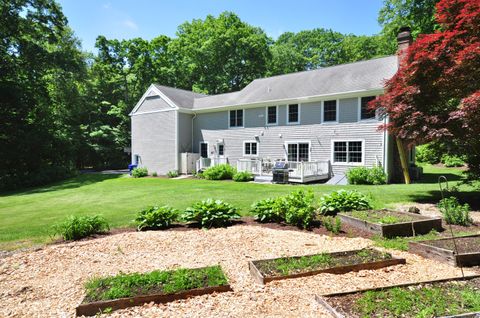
xmin=128 ymin=164 xmax=137 ymax=174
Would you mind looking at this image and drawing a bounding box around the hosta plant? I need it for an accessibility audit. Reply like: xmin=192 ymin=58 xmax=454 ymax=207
xmin=183 ymin=199 xmax=240 ymax=228
xmin=319 ymin=190 xmax=372 ymax=215
xmin=135 ymin=205 xmax=179 ymax=230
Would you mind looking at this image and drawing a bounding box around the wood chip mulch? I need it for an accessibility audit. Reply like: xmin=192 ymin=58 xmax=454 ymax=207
xmin=0 ymin=226 xmax=477 ymax=318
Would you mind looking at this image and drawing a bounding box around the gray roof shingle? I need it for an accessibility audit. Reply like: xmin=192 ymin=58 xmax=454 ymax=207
xmin=154 ymin=84 xmax=206 ymax=109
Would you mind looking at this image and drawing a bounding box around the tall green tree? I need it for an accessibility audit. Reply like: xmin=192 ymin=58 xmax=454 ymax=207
xmin=169 ymin=12 xmax=271 ymax=94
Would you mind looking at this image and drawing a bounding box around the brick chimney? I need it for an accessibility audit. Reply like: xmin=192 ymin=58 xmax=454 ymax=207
xmin=397 ymin=27 xmax=412 ymax=63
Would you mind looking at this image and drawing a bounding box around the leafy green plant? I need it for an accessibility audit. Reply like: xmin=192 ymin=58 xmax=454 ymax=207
xmin=415 ymin=143 xmax=442 ymax=164
xmin=438 ymin=196 xmax=472 ymax=226
xmin=372 ymin=230 xmax=439 ymax=251
xmin=53 ymin=215 xmax=110 ymax=241
xmin=319 ymin=190 xmax=372 ymax=215
xmin=152 ymin=172 xmax=158 ymax=177
xmin=251 ymin=197 xmax=284 ymax=223
xmin=84 ymin=265 xmax=228 ymax=302
xmin=182 ymin=199 xmax=240 ymax=228
xmin=232 ymin=171 xmax=253 ymax=182
xmin=131 ymin=167 xmax=148 ymax=178
xmin=202 ymin=164 xmax=236 ymax=180
xmin=167 ymin=170 xmax=179 ymax=178
xmin=135 ymin=205 xmax=179 ymax=230
xmin=322 ymin=216 xmax=342 ymax=234
xmin=441 ymin=154 xmax=465 ymax=167
xmin=282 ymin=189 xmax=316 ymax=229
xmin=346 ymin=166 xmax=387 ymax=185
xmin=273 ymin=253 xmax=333 ymax=276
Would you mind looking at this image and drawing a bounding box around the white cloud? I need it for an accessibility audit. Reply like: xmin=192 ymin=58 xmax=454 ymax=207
xmin=123 ymin=19 xmax=139 ymax=30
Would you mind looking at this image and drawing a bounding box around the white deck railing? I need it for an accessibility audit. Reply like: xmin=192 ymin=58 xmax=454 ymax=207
xmin=196 ymin=157 xmax=228 ymax=171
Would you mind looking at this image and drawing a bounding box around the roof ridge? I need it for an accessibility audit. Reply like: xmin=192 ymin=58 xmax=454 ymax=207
xmin=252 ymin=55 xmax=397 ymax=82
xmin=154 ymin=84 xmax=208 ymax=96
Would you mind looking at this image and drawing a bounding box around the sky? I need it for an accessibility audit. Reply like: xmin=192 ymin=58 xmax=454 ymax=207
xmin=58 ymin=0 xmax=385 ymax=53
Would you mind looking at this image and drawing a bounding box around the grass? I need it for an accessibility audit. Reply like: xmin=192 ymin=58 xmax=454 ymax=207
xmin=0 ymin=164 xmax=477 ymax=250
xmin=348 ymin=210 xmax=415 ymax=224
xmin=84 ymin=265 xmax=228 ymax=302
xmin=255 ymin=248 xmax=392 ymax=277
xmin=355 ymin=281 xmax=480 ymax=317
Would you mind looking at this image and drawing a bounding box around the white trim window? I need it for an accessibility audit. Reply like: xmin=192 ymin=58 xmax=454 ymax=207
xmin=229 ymin=109 xmax=244 ymax=128
xmin=200 ymin=142 xmax=209 ymax=158
xmin=332 ymin=140 xmax=364 ymax=165
xmin=266 ymin=106 xmax=278 ymax=125
xmin=243 ymin=141 xmax=258 ymax=156
xmin=322 ymin=100 xmax=338 ymax=123
xmin=217 ymin=143 xmax=225 ymax=157
xmin=287 ymin=104 xmax=300 ymax=124
xmin=286 ymin=141 xmax=310 ymax=162
xmin=360 ymin=96 xmax=376 ymax=120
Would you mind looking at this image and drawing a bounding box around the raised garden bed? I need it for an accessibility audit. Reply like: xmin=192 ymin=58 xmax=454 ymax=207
xmin=316 ymin=276 xmax=480 ymax=318
xmin=338 ymin=209 xmax=442 ymax=238
xmin=76 ymin=265 xmax=232 ymax=316
xmin=249 ymin=248 xmax=405 ymax=285
xmin=409 ymin=234 xmax=480 ymax=267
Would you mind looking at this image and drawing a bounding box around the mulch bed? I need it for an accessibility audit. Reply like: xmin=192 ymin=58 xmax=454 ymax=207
xmin=320 ymin=277 xmax=480 ymax=318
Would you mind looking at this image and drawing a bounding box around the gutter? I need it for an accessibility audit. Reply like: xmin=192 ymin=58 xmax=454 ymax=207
xmin=191 ymin=112 xmax=197 ymax=153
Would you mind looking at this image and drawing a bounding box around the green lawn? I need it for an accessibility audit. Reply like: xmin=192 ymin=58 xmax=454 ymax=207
xmin=0 ymin=165 xmax=477 ymax=250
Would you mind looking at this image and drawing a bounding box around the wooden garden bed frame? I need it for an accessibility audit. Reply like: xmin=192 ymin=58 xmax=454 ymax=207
xmin=338 ymin=209 xmax=442 ymax=238
xmin=409 ymin=234 xmax=480 ymax=267
xmin=76 ymin=282 xmax=232 ymax=316
xmin=248 ymin=249 xmax=406 ymax=285
xmin=315 ymin=275 xmax=480 ymax=318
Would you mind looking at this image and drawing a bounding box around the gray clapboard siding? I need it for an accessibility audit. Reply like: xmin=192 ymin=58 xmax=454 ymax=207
xmin=135 ymin=95 xmax=173 ymax=113
xmin=131 ymin=110 xmax=177 ymax=175
xmin=338 ymin=98 xmax=358 ymax=123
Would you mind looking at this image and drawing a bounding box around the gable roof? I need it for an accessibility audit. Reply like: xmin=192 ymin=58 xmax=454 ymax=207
xmin=153 ymin=84 xmax=207 ymax=109
xmin=192 ymin=55 xmax=398 ymax=110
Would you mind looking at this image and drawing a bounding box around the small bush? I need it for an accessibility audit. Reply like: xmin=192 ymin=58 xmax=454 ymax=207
xmin=233 ymin=171 xmax=253 ymax=182
xmin=183 ymin=199 xmax=240 ymax=228
xmin=346 ymin=166 xmax=387 ymax=185
xmin=167 ymin=170 xmax=179 ymax=178
xmin=131 ymin=167 xmax=148 ymax=178
xmin=438 ymin=197 xmax=472 ymax=226
xmin=135 ymin=205 xmax=179 ymax=230
xmin=319 ymin=190 xmax=372 ymax=215
xmin=251 ymin=198 xmax=284 ymax=223
xmin=416 ymin=144 xmax=442 ymax=164
xmin=53 ymin=215 xmax=110 ymax=240
xmin=152 ymin=172 xmax=158 ymax=177
xmin=203 ymin=164 xmax=236 ymax=180
xmin=441 ymin=154 xmax=465 ymax=167
xmin=322 ymin=216 xmax=342 ymax=234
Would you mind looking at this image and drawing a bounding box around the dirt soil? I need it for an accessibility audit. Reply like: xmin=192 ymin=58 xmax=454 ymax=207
xmin=394 ymin=203 xmax=480 ymax=226
xmin=323 ymin=277 xmax=480 ymax=318
xmin=1 ymin=225 xmax=478 ymax=318
xmin=425 ymin=235 xmax=480 ymax=254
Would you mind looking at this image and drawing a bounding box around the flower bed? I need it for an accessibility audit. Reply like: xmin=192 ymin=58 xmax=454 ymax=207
xmin=409 ymin=234 xmax=480 ymax=267
xmin=338 ymin=209 xmax=442 ymax=238
xmin=76 ymin=265 xmax=232 ymax=316
xmin=249 ymin=248 xmax=405 ymax=285
xmin=316 ymin=277 xmax=480 ymax=318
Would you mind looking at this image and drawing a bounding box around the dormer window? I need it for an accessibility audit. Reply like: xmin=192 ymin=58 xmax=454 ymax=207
xmin=287 ymin=104 xmax=299 ymax=124
xmin=229 ymin=109 xmax=243 ymax=127
xmin=360 ymin=96 xmax=376 ymax=120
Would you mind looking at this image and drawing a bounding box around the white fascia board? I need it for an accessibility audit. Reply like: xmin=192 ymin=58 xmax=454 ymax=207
xmin=129 ymin=84 xmax=179 ymax=116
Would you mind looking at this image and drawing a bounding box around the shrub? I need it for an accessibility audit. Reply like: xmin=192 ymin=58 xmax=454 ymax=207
xmin=251 ymin=198 xmax=284 ymax=223
xmin=135 ymin=205 xmax=179 ymax=230
xmin=346 ymin=166 xmax=387 ymax=185
xmin=438 ymin=197 xmax=472 ymax=226
xmin=441 ymin=154 xmax=465 ymax=167
xmin=322 ymin=216 xmax=342 ymax=234
xmin=167 ymin=170 xmax=179 ymax=178
xmin=53 ymin=215 xmax=110 ymax=240
xmin=183 ymin=199 xmax=240 ymax=228
xmin=152 ymin=172 xmax=158 ymax=177
xmin=131 ymin=167 xmax=148 ymax=178
xmin=202 ymin=164 xmax=236 ymax=180
xmin=282 ymin=189 xmax=316 ymax=229
xmin=416 ymin=143 xmax=442 ymax=164
xmin=319 ymin=190 xmax=372 ymax=215
xmin=251 ymin=189 xmax=316 ymax=229
xmin=233 ymin=171 xmax=253 ymax=182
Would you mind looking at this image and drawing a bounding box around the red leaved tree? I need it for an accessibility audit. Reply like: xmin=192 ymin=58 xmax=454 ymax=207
xmin=373 ymin=0 xmax=480 ymax=181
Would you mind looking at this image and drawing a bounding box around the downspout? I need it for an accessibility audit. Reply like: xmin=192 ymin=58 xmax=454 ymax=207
xmin=191 ymin=112 xmax=197 ymax=153
xmin=383 ymin=115 xmax=389 ymax=179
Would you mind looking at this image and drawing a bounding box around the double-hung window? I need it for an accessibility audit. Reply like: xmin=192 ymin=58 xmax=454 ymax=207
xmin=323 ymin=100 xmax=337 ymax=122
xmin=286 ymin=142 xmax=310 ymax=162
xmin=332 ymin=141 xmax=363 ymax=164
xmin=360 ymin=96 xmax=376 ymax=120
xmin=287 ymin=104 xmax=299 ymax=124
xmin=200 ymin=142 xmax=209 ymax=158
xmin=229 ymin=109 xmax=243 ymax=127
xmin=244 ymin=141 xmax=258 ymax=156
xmin=266 ymin=106 xmax=277 ymax=125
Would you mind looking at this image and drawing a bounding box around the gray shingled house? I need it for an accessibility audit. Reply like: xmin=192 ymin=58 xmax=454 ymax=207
xmin=129 ymin=31 xmax=415 ymax=183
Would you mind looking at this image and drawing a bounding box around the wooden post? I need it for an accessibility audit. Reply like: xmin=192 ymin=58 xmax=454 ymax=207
xmin=396 ymin=138 xmax=411 ymax=184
